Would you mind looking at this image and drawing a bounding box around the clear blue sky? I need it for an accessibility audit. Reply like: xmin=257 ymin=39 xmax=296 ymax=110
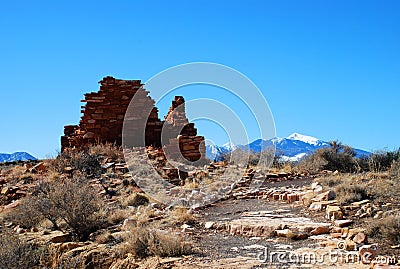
xmin=1 ymin=0 xmax=399 ymax=158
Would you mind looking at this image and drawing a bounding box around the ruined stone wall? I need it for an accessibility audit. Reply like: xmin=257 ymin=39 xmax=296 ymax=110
xmin=61 ymin=77 xmax=204 ymax=162
xmin=61 ymin=76 xmax=162 ymax=150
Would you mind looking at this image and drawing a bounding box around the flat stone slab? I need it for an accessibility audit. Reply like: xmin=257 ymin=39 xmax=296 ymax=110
xmin=222 ymin=210 xmax=331 ymax=237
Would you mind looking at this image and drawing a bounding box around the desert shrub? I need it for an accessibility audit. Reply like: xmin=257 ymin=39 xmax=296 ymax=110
xmin=368 ymin=215 xmax=400 ymax=246
xmin=334 ymin=180 xmax=370 ymax=205
xmin=299 ymin=141 xmax=357 ymax=173
xmin=121 ymin=227 xmax=191 ymax=258
xmin=54 ymin=176 xmax=105 ymax=240
xmin=122 ymin=193 xmax=149 ymax=207
xmin=368 ymin=149 xmax=400 ymax=172
xmin=354 ymin=156 xmax=371 ymax=173
xmin=50 ymin=149 xmax=102 ymax=176
xmin=11 ymin=175 xmax=105 ymax=241
xmin=297 ymin=153 xmax=328 ymax=174
xmin=8 ymin=197 xmax=46 ymax=228
xmin=0 ymin=229 xmax=42 ymax=269
xmin=390 ymin=159 xmax=400 ymax=178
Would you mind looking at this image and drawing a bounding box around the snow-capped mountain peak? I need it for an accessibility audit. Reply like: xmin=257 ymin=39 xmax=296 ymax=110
xmin=222 ymin=142 xmax=237 ymax=151
xmin=205 ymin=132 xmax=371 ymax=162
xmin=286 ymin=133 xmax=321 ymax=146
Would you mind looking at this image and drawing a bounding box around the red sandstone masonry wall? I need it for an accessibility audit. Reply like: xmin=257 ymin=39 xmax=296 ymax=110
xmin=61 ymin=77 xmax=205 ymax=162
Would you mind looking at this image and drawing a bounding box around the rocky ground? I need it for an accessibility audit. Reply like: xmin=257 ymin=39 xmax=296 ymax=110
xmin=0 ymin=151 xmax=399 ymax=269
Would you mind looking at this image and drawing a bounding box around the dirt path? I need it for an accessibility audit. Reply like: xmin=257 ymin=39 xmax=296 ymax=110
xmin=171 ymin=178 xmax=371 ymax=269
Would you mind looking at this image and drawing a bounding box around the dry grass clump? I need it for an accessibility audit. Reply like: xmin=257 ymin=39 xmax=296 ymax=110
xmin=134 ymin=206 xmax=160 ymax=227
xmin=367 ymin=214 xmax=400 ymax=246
xmin=95 ymin=231 xmax=114 ymax=244
xmin=120 ymin=227 xmax=191 ymax=258
xmin=166 ymin=207 xmax=194 ymax=226
xmin=318 ymin=176 xmax=370 ymax=205
xmin=316 ymin=174 xmax=342 ymax=188
xmin=0 ymin=229 xmax=42 ymax=269
xmin=333 ymin=179 xmax=370 ymax=205
xmin=89 ymin=142 xmax=123 ymax=160
xmin=367 ymin=177 xmax=400 ymax=204
xmin=121 ymin=193 xmax=149 ymax=207
xmin=318 ymin=173 xmax=400 ymax=205
xmin=108 ymin=209 xmax=131 ymax=225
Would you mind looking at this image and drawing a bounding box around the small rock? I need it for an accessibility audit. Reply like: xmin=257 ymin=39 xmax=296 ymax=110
xmin=331 ymin=232 xmax=342 ymax=238
xmin=313 ymin=185 xmax=323 ymax=194
xmin=287 ymin=193 xmax=298 ymax=203
xmin=326 ymin=205 xmax=343 ymax=220
xmin=310 ymin=226 xmax=330 ymax=235
xmin=301 ymin=191 xmax=315 ymax=206
xmin=374 ymin=211 xmax=384 ymax=219
xmin=341 ymin=227 xmax=349 ymax=238
xmin=1 ymin=187 xmax=10 ymax=195
xmin=276 ymin=229 xmax=295 ymax=239
xmin=181 ymin=224 xmax=194 ymax=233
xmin=3 ymin=200 xmax=20 ymax=210
xmin=353 ymin=232 xmax=367 ymax=244
xmin=313 ymin=190 xmax=336 ymax=202
xmin=50 ymin=232 xmax=71 ymax=243
xmin=31 ymin=162 xmax=47 ymax=173
xmin=334 ymin=219 xmax=353 ymax=227
xmin=352 ymin=199 xmax=370 ymax=207
xmin=309 ymin=202 xmax=324 ymax=211
xmin=294 ymin=233 xmax=308 ymax=240
xmin=204 ymin=221 xmax=215 ymax=229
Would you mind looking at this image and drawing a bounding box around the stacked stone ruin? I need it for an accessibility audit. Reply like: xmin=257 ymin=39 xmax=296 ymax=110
xmin=61 ymin=76 xmax=205 ymax=162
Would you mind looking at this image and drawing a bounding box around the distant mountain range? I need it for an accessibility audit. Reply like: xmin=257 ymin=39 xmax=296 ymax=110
xmin=206 ymin=133 xmax=371 ymax=162
xmin=0 ymin=152 xmax=37 ymax=163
